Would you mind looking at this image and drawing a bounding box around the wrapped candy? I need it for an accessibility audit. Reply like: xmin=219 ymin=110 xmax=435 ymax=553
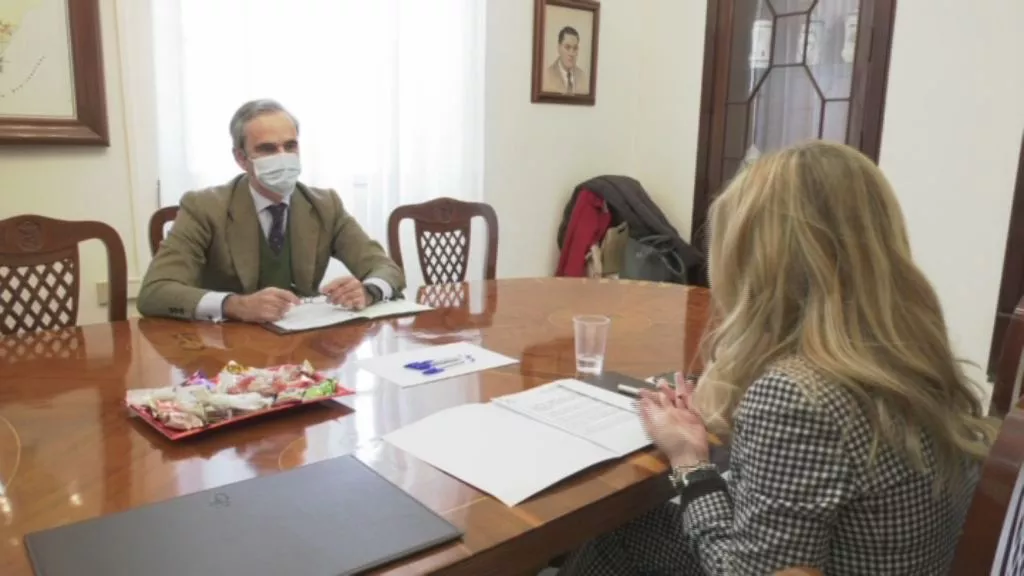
xmin=273 ymin=387 xmax=306 ymax=405
xmin=302 ymin=379 xmax=338 ymax=401
xmin=126 ymin=359 xmax=342 ymax=431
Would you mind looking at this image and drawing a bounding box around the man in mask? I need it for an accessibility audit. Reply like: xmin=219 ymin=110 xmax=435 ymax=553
xmin=137 ymin=99 xmax=405 ymax=323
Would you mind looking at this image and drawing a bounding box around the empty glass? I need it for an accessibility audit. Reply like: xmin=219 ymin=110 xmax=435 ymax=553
xmin=573 ymin=315 xmax=611 ymax=375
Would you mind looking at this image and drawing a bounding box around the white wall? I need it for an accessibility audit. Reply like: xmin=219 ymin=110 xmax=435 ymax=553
xmin=879 ymin=0 xmax=1024 ymax=383
xmin=483 ymin=0 xmax=706 ymax=278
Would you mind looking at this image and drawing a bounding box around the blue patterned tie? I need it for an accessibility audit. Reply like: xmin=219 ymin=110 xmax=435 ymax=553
xmin=266 ymin=203 xmax=287 ymax=254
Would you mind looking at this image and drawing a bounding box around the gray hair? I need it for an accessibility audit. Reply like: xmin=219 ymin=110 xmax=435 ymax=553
xmin=229 ymin=99 xmax=300 ymax=151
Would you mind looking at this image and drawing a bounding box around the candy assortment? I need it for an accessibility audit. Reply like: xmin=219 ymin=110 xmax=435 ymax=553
xmin=125 ymin=360 xmax=343 ymax=431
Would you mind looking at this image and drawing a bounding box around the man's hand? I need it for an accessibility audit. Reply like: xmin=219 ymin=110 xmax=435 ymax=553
xmin=321 ymin=277 xmax=369 ymax=310
xmin=223 ymin=288 xmax=300 ymax=323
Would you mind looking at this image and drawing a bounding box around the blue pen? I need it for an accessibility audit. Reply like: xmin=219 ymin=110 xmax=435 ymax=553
xmin=404 ymin=355 xmax=460 ymax=370
xmin=404 ymin=355 xmax=473 ymax=375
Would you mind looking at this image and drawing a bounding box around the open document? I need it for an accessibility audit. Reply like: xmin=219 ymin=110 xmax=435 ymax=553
xmin=265 ymin=298 xmax=433 ymax=334
xmin=383 ymin=379 xmax=651 ymax=506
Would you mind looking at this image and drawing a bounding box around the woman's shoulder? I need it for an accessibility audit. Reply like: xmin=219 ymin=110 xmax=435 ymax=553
xmin=736 ymin=356 xmax=884 ymax=470
xmin=737 ymin=356 xmax=861 ymax=423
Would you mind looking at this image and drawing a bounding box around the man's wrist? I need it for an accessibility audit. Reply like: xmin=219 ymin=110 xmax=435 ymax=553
xmin=364 ymin=283 xmax=383 ymax=305
xmin=222 ymin=294 xmax=243 ymax=320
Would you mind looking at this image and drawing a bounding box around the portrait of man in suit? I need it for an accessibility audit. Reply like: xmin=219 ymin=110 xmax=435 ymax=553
xmin=137 ymin=99 xmax=406 ymax=324
xmin=532 ymin=0 xmax=599 ymax=104
xmin=542 ymin=26 xmax=589 ymax=96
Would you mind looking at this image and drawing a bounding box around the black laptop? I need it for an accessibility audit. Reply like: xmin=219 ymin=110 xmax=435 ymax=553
xmin=24 ymin=456 xmax=462 ymax=576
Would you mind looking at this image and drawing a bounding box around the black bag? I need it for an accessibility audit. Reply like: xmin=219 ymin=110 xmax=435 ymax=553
xmin=619 ymin=235 xmax=687 ymax=284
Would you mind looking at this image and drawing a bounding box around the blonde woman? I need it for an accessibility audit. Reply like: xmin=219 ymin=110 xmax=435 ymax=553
xmin=558 ymin=141 xmax=996 ymax=575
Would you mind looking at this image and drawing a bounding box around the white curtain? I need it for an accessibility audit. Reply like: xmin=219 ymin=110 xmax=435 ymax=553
xmin=150 ymin=0 xmax=486 ymax=276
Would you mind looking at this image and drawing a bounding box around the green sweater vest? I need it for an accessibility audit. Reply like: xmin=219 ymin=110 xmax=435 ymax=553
xmin=258 ymin=228 xmax=293 ymax=291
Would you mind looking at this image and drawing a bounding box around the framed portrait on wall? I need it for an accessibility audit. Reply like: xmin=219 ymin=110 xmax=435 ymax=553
xmin=531 ymin=0 xmax=600 ymax=106
xmin=0 ymin=0 xmax=108 ymax=146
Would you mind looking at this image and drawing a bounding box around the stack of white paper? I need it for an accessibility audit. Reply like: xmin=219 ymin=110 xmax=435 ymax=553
xmin=383 ymin=379 xmax=650 ymax=506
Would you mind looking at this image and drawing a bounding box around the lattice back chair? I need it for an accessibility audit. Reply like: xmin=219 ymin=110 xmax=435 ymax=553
xmin=0 ymin=215 xmax=127 ymax=335
xmin=387 ymin=198 xmax=498 ymax=285
xmin=992 ymin=294 xmax=1024 ymax=418
xmin=950 ymin=397 xmax=1024 ymax=575
xmin=148 ymin=206 xmax=179 ymax=256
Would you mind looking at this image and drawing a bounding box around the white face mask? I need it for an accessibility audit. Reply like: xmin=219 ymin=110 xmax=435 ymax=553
xmin=251 ymin=153 xmax=301 ymax=197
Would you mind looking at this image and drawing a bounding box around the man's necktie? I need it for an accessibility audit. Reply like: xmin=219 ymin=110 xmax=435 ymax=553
xmin=266 ymin=203 xmax=287 ymax=254
xmin=567 ymin=71 xmax=575 ymax=94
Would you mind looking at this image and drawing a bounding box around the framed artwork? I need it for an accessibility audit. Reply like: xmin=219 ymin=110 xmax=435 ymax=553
xmin=531 ymin=0 xmax=600 ymax=106
xmin=0 ymin=0 xmax=108 ymax=146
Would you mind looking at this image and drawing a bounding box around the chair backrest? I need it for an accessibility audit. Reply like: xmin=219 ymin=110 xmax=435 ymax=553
xmin=0 ymin=215 xmax=127 ymax=333
xmin=387 ymin=197 xmax=498 ymax=285
xmin=950 ymin=398 xmax=1024 ymax=575
xmin=148 ymin=206 xmax=179 ymax=256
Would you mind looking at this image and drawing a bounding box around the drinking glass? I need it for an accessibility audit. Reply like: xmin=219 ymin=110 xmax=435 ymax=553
xmin=573 ymin=315 xmax=611 ymax=375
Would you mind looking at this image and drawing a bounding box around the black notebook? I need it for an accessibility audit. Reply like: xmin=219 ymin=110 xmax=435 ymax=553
xmin=24 ymin=456 xmax=462 ymax=576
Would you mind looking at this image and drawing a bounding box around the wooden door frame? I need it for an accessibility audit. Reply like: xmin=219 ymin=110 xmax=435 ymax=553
xmin=690 ymin=0 xmax=898 ymax=261
xmin=988 ymin=132 xmax=1024 ymax=378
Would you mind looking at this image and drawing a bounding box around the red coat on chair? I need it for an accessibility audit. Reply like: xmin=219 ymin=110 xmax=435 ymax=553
xmin=556 ymin=189 xmax=612 ymax=277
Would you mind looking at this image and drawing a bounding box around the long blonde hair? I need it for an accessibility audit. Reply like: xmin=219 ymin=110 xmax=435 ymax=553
xmin=694 ymin=140 xmax=996 ymax=487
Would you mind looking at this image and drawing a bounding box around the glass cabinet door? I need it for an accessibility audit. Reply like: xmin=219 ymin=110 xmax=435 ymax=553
xmin=692 ymin=0 xmax=895 ymax=260
xmin=723 ymin=0 xmax=864 ymax=177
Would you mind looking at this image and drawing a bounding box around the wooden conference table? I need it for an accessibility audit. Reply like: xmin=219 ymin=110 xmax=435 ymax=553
xmin=0 ymin=278 xmax=709 ymax=575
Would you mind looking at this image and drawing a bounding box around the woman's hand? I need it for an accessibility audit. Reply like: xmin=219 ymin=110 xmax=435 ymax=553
xmin=654 ymin=371 xmax=695 ymax=409
xmin=639 ymin=380 xmax=710 ymax=468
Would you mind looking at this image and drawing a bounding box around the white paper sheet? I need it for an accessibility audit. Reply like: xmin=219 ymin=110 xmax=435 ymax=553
xmin=356 ymin=342 xmax=519 ymax=388
xmin=270 ymin=298 xmax=432 ymax=332
xmin=383 ymin=403 xmax=617 ymax=507
xmin=492 ymin=379 xmax=650 ymax=456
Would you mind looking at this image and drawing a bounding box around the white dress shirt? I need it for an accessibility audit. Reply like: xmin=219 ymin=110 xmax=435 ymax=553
xmin=193 ymin=186 xmax=392 ymax=321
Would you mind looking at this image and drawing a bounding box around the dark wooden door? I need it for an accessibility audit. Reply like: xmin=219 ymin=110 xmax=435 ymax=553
xmin=988 ymin=133 xmax=1024 ymax=378
xmin=691 ymin=0 xmax=897 ymax=258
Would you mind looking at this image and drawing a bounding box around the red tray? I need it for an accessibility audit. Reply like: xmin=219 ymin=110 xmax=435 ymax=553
xmin=126 ymin=381 xmax=355 ymax=441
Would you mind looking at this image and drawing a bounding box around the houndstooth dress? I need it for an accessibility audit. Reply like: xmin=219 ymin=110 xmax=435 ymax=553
xmin=558 ymin=356 xmax=979 ymax=576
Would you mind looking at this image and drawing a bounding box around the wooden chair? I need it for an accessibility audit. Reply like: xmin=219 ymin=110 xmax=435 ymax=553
xmin=992 ymin=294 xmax=1024 ymax=418
xmin=148 ymin=205 xmax=179 ymax=255
xmin=0 ymin=215 xmax=127 ymax=334
xmin=950 ymin=397 xmax=1024 ymax=575
xmin=387 ymin=197 xmax=498 ymax=285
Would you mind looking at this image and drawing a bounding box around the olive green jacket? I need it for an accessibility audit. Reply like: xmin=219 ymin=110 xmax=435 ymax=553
xmin=137 ymin=175 xmax=405 ymax=320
